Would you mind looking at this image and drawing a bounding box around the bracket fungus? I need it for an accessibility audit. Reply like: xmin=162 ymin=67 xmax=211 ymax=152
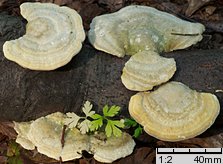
xmin=129 ymin=81 xmax=220 ymax=141
xmin=88 ymin=5 xmax=205 ymax=91
xmin=3 ymin=2 xmax=85 ymax=70
xmin=15 ymin=112 xmax=88 ymax=161
xmin=14 ymin=122 xmax=35 ymax=150
xmin=14 ymin=112 xmax=135 ymax=163
xmin=90 ymin=132 xmax=135 ymax=163
xmin=121 ymin=51 xmax=176 ymax=91
xmin=88 ymin=5 xmax=205 ymax=57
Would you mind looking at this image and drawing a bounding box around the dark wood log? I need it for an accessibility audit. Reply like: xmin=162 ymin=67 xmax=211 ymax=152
xmin=0 ymin=10 xmax=223 ymax=164
xmin=0 ymin=40 xmax=134 ymax=121
xmin=0 ymin=40 xmax=222 ymax=122
xmin=0 ymin=13 xmax=222 ymax=131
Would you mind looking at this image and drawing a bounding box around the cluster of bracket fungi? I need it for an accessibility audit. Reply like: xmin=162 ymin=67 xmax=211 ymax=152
xmin=14 ymin=112 xmax=135 ymax=163
xmin=88 ymin=5 xmax=220 ymax=142
xmin=3 ymin=2 xmax=220 ymax=163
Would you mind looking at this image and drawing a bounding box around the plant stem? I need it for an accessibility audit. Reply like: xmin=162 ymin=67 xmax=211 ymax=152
xmin=59 ymin=125 xmax=67 ymax=163
xmin=61 ymin=125 xmax=67 ymax=148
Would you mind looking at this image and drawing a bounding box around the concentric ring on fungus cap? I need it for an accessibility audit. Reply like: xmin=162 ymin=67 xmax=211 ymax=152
xmin=14 ymin=112 xmax=136 ymax=163
xmin=88 ymin=5 xmax=205 ymax=57
xmin=121 ymin=51 xmax=176 ymax=91
xmin=88 ymin=5 xmax=205 ymax=91
xmin=129 ymin=81 xmax=220 ymax=141
xmin=3 ymin=2 xmax=85 ymax=70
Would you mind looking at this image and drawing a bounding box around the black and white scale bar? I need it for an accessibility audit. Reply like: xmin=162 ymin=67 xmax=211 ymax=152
xmin=156 ymin=148 xmax=222 ymax=154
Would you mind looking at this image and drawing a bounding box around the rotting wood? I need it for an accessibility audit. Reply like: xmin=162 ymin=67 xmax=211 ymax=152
xmin=0 ymin=11 xmax=222 ymax=130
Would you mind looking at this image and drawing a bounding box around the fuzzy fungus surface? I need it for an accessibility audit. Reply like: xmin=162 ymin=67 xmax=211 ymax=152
xmin=88 ymin=5 xmax=205 ymax=57
xmin=3 ymin=2 xmax=85 ymax=70
xmin=88 ymin=5 xmax=205 ymax=92
xmin=14 ymin=112 xmax=135 ymax=163
xmin=121 ymin=51 xmax=176 ymax=91
xmin=129 ymin=81 xmax=220 ymax=141
xmin=90 ymin=132 xmax=135 ymax=163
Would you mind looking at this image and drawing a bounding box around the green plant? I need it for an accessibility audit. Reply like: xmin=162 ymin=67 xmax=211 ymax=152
xmin=64 ymin=101 xmax=95 ymax=134
xmin=124 ymin=118 xmax=143 ymax=138
xmin=90 ymin=105 xmax=124 ymax=137
xmin=64 ymin=101 xmax=143 ymax=138
xmin=7 ymin=141 xmax=23 ymax=164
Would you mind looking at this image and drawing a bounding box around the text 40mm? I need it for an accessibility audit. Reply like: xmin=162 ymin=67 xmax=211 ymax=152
xmin=194 ymin=156 xmax=221 ymax=163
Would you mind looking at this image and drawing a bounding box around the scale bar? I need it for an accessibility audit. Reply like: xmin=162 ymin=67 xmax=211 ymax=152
xmin=157 ymin=148 xmax=222 ymax=154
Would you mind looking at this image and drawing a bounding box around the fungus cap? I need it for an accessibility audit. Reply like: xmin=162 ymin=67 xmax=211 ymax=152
xmin=88 ymin=5 xmax=205 ymax=57
xmin=3 ymin=2 xmax=85 ymax=70
xmin=129 ymin=81 xmax=220 ymax=141
xmin=14 ymin=121 xmax=35 ymax=150
xmin=26 ymin=112 xmax=88 ymax=161
xmin=14 ymin=112 xmax=135 ymax=163
xmin=90 ymin=132 xmax=135 ymax=163
xmin=121 ymin=51 xmax=176 ymax=91
xmin=14 ymin=112 xmax=88 ymax=161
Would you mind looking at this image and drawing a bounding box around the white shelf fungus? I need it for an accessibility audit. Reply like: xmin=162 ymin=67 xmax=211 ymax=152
xmin=129 ymin=81 xmax=220 ymax=141
xmin=3 ymin=2 xmax=85 ymax=70
xmin=90 ymin=132 xmax=135 ymax=163
xmin=14 ymin=122 xmax=35 ymax=150
xmin=88 ymin=5 xmax=205 ymax=57
xmin=121 ymin=51 xmax=176 ymax=91
xmin=14 ymin=112 xmax=135 ymax=163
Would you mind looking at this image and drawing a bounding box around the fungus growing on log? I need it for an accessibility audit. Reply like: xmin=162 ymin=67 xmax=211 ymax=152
xmin=15 ymin=112 xmax=87 ymax=161
xmin=14 ymin=112 xmax=135 ymax=163
xmin=88 ymin=5 xmax=205 ymax=57
xmin=90 ymin=132 xmax=135 ymax=163
xmin=88 ymin=5 xmax=205 ymax=91
xmin=121 ymin=51 xmax=176 ymax=91
xmin=14 ymin=122 xmax=35 ymax=150
xmin=128 ymin=81 xmax=220 ymax=141
xmin=3 ymin=2 xmax=85 ymax=70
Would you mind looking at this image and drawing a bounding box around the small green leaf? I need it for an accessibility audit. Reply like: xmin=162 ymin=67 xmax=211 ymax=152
xmin=124 ymin=118 xmax=138 ymax=127
xmin=7 ymin=156 xmax=23 ymax=164
xmin=105 ymin=121 xmax=112 ymax=137
xmin=133 ymin=126 xmax=143 ymax=138
xmin=112 ymin=120 xmax=124 ymax=128
xmin=90 ymin=118 xmax=103 ymax=131
xmin=90 ymin=114 xmax=102 ymax=120
xmin=112 ymin=125 xmax=123 ymax=137
xmin=104 ymin=120 xmax=124 ymax=137
xmin=102 ymin=105 xmax=109 ymax=116
xmin=7 ymin=141 xmax=22 ymax=164
xmin=7 ymin=141 xmax=20 ymax=157
xmin=103 ymin=105 xmax=120 ymax=117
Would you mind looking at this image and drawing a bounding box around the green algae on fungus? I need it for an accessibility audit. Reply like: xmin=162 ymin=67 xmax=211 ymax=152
xmin=88 ymin=5 xmax=205 ymax=57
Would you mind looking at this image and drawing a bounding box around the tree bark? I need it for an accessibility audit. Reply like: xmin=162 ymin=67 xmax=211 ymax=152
xmin=0 ymin=13 xmax=222 ymax=129
xmin=0 ymin=40 xmax=222 ymax=123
